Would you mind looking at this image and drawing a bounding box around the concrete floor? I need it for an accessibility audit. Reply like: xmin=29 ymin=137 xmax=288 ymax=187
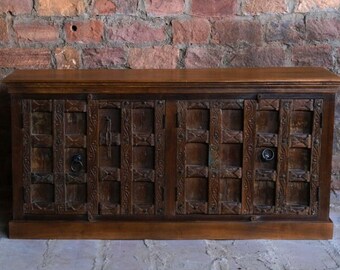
xmin=1 ymin=198 xmax=340 ymax=269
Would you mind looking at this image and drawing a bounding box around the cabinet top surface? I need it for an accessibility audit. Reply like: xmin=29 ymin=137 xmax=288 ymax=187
xmin=3 ymin=67 xmax=340 ymax=94
xmin=4 ymin=67 xmax=340 ymax=83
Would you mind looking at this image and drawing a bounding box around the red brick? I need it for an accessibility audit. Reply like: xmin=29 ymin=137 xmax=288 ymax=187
xmin=265 ymin=15 xmax=305 ymax=43
xmin=0 ymin=0 xmax=32 ymax=15
xmin=307 ymin=16 xmax=340 ymax=42
xmin=173 ymin=18 xmax=210 ymax=44
xmin=93 ymin=0 xmax=116 ymax=15
xmin=242 ymin=0 xmax=288 ymax=15
xmin=38 ymin=0 xmax=85 ymax=16
xmin=0 ymin=19 xmax=8 ymax=42
xmin=14 ymin=21 xmax=59 ymax=43
xmin=145 ymin=0 xmax=184 ymax=15
xmin=65 ymin=20 xmax=103 ymax=44
xmin=107 ymin=19 xmax=166 ymax=44
xmin=295 ymin=0 xmax=340 ymax=12
xmin=191 ymin=0 xmax=237 ymax=17
xmin=83 ymin=48 xmax=126 ymax=68
xmin=128 ymin=46 xmax=179 ymax=69
xmin=115 ymin=0 xmax=138 ymax=14
xmin=185 ymin=47 xmax=230 ymax=68
xmin=55 ymin=47 xmax=80 ymax=69
xmin=0 ymin=48 xmax=51 ymax=68
xmin=291 ymin=45 xmax=333 ymax=69
xmin=230 ymin=46 xmax=285 ymax=67
xmin=211 ymin=19 xmax=263 ymax=46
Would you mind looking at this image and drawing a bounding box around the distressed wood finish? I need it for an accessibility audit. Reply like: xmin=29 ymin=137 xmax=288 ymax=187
xmin=5 ymin=68 xmax=340 ymax=239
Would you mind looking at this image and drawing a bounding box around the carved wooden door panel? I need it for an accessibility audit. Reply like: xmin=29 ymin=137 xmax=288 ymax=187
xmin=176 ymin=100 xmax=247 ymax=215
xmin=254 ymin=99 xmax=323 ymax=215
xmin=97 ymin=100 xmax=166 ymax=216
xmin=176 ymin=98 xmax=323 ymax=216
xmin=22 ymin=99 xmax=88 ymax=215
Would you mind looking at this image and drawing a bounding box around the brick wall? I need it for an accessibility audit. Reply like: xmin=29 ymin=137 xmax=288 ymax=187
xmin=0 ymin=0 xmax=339 ymax=193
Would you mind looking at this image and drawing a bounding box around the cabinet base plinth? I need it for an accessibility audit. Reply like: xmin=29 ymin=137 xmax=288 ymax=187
xmin=9 ymin=220 xmax=333 ymax=240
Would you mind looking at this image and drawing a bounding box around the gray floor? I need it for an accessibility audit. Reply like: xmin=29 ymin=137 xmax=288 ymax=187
xmin=1 ymin=202 xmax=340 ymax=269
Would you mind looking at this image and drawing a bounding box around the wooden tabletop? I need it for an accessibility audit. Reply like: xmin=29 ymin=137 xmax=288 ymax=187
xmin=3 ymin=67 xmax=340 ymax=94
xmin=3 ymin=67 xmax=340 ymax=83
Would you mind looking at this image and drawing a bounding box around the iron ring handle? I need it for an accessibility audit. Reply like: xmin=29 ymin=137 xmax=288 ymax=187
xmin=261 ymin=148 xmax=275 ymax=162
xmin=71 ymin=154 xmax=83 ymax=173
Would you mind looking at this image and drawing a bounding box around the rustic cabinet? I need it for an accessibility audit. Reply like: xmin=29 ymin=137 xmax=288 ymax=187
xmin=3 ymin=68 xmax=340 ymax=239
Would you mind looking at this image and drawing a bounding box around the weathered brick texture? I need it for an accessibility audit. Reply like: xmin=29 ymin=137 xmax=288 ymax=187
xmin=128 ymin=46 xmax=179 ymax=69
xmin=242 ymin=0 xmax=288 ymax=15
xmin=14 ymin=21 xmax=59 ymax=43
xmin=107 ymin=19 xmax=167 ymax=44
xmin=65 ymin=20 xmax=104 ymax=43
xmin=37 ymin=0 xmax=85 ymax=16
xmin=55 ymin=47 xmax=80 ymax=69
xmin=0 ymin=0 xmax=32 ymax=15
xmin=145 ymin=0 xmax=184 ymax=16
xmin=0 ymin=19 xmax=8 ymax=42
xmin=191 ymin=0 xmax=238 ymax=17
xmin=0 ymin=0 xmax=340 ymax=192
xmin=173 ymin=18 xmax=211 ymax=44
xmin=0 ymin=48 xmax=51 ymax=68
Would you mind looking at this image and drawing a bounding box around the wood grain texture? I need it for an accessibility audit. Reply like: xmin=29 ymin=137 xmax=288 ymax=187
xmin=4 ymin=68 xmax=340 ymax=94
xmin=9 ymin=220 xmax=333 ymax=240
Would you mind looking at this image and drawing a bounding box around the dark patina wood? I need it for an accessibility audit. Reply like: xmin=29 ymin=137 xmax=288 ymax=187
xmin=4 ymin=67 xmax=340 ymax=239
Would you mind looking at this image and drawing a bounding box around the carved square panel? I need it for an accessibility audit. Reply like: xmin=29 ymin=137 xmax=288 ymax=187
xmin=219 ymin=178 xmax=241 ymax=203
xmin=65 ymin=113 xmax=86 ymax=135
xmin=254 ymin=181 xmax=275 ymax=207
xmin=133 ymin=108 xmax=154 ymax=133
xmin=133 ymin=146 xmax=154 ymax=169
xmin=186 ymin=109 xmax=209 ymax=130
xmin=100 ymin=181 xmax=121 ymax=204
xmin=287 ymin=182 xmax=310 ymax=206
xmin=31 ymin=183 xmax=54 ymax=203
xmin=67 ymin=184 xmax=87 ymax=203
xmin=256 ymin=111 xmax=279 ymax=133
xmin=99 ymin=146 xmax=120 ymax=168
xmin=221 ymin=144 xmax=243 ymax=167
xmin=32 ymin=112 xmax=52 ymax=135
xmin=133 ymin=182 xmax=155 ymax=205
xmin=288 ymin=148 xmax=311 ymax=171
xmin=222 ymin=109 xmax=243 ymax=131
xmin=291 ymin=111 xmax=313 ymax=134
xmin=31 ymin=147 xmax=52 ymax=173
xmin=185 ymin=143 xmax=208 ymax=166
xmin=185 ymin=178 xmax=208 ymax=202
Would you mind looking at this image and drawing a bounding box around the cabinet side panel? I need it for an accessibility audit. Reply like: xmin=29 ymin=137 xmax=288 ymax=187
xmin=319 ymin=95 xmax=335 ymax=220
xmin=11 ymin=97 xmax=24 ymax=219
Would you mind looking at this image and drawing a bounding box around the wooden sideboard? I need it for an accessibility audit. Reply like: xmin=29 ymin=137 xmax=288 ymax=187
xmin=3 ymin=67 xmax=340 ymax=239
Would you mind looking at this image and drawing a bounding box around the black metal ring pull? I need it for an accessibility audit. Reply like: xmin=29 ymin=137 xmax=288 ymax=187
xmin=261 ymin=148 xmax=275 ymax=162
xmin=71 ymin=154 xmax=83 ymax=173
